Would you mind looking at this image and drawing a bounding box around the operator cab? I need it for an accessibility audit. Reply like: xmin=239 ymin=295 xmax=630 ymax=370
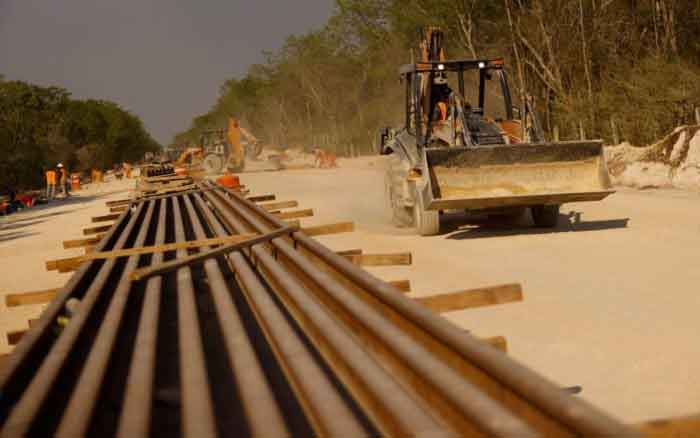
xmin=398 ymin=59 xmax=538 ymax=148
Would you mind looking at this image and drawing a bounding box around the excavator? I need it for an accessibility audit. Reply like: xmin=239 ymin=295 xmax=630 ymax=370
xmin=174 ymin=117 xmax=262 ymax=174
xmin=378 ymin=28 xmax=614 ymax=235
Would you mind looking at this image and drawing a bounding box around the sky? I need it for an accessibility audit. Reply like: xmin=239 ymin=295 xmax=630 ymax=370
xmin=0 ymin=0 xmax=334 ymax=144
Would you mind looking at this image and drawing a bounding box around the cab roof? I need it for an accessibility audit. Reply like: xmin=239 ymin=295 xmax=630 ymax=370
xmin=399 ymin=58 xmax=505 ymax=76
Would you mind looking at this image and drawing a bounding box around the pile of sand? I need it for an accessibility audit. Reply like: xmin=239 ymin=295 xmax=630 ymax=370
xmin=605 ymin=125 xmax=700 ymax=190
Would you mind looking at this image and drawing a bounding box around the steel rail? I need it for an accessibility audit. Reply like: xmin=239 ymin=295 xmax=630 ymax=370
xmin=0 ymin=206 xmax=129 ymax=396
xmin=56 ymin=201 xmax=157 ymax=436
xmin=191 ymin=192 xmax=369 ymax=436
xmin=171 ymin=196 xmax=218 ymax=437
xmin=180 ymin=194 xmax=289 ymax=437
xmin=118 ymin=198 xmax=168 ymax=437
xmin=1 ymin=203 xmax=148 ymax=437
xmin=200 ymin=192 xmax=447 ymax=436
xmin=0 ymin=181 xmax=639 ymax=438
xmin=212 ymin=182 xmax=639 ymax=437
xmin=202 ymin=186 xmax=537 ymax=437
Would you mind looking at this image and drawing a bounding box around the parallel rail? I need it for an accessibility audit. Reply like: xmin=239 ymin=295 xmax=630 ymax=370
xmin=0 ymin=181 xmax=637 ymax=437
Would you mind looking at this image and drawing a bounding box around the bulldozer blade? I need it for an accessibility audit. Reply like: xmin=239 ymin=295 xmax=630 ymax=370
xmin=423 ymin=141 xmax=614 ymax=211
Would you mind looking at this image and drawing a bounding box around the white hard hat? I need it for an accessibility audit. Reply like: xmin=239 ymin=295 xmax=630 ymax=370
xmin=57 ymin=163 xmax=64 ymax=168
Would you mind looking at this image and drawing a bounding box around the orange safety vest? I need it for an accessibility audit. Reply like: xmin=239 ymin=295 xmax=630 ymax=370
xmin=46 ymin=170 xmax=56 ymax=185
xmin=437 ymin=102 xmax=448 ymax=121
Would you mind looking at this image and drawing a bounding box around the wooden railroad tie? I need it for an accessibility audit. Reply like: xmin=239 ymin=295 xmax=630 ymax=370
xmin=47 ymin=233 xmax=258 ymax=272
xmin=416 ymin=283 xmax=523 ymax=313
xmin=63 ymin=234 xmax=105 ymax=249
xmin=260 ymin=200 xmax=298 ymax=211
xmin=110 ymin=206 xmax=128 ymax=213
xmin=336 ymin=249 xmax=363 ymax=256
xmin=388 ymin=280 xmax=411 ymax=293
xmin=105 ymin=199 xmax=131 ymax=207
xmin=142 ymin=175 xmax=192 ymax=183
xmin=344 ymin=252 xmax=412 ymax=267
xmin=248 ymin=194 xmax=276 ymax=203
xmin=5 ymin=287 xmax=61 ymax=307
xmin=83 ymin=224 xmax=113 ymax=236
xmin=92 ymin=213 xmax=121 ymax=223
xmin=301 ymin=221 xmax=355 ymax=237
xmin=273 ymin=209 xmax=314 ymax=220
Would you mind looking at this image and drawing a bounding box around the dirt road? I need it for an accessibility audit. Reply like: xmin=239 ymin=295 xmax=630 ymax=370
xmin=1 ymin=158 xmax=698 ymax=424
xmin=243 ymin=156 xmax=700 ymax=424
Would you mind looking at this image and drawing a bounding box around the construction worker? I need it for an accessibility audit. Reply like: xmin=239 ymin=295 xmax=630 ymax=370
xmin=45 ymin=167 xmax=57 ymax=200
xmin=433 ymin=73 xmax=451 ymax=122
xmin=57 ymin=163 xmax=70 ymax=198
xmin=123 ymin=162 xmax=132 ymax=179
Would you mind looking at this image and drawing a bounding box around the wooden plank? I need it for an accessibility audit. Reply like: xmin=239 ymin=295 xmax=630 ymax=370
xmin=92 ymin=213 xmax=121 ymax=223
xmin=130 ymin=227 xmax=297 ymax=281
xmin=83 ymin=224 xmax=113 ymax=236
xmin=248 ymin=194 xmax=276 ymax=202
xmin=142 ymin=175 xmax=191 ymax=183
xmin=302 ymin=222 xmax=354 ymax=237
xmin=106 ymin=199 xmax=131 ymax=207
xmin=480 ymin=336 xmax=508 ymax=353
xmin=637 ymin=415 xmax=700 ymax=437
xmin=5 ymin=288 xmax=61 ymax=307
xmin=416 ymin=283 xmax=523 ymax=313
xmin=336 ymin=249 xmax=363 ymax=256
xmin=7 ymin=330 xmax=26 ymax=346
xmin=28 ymin=319 xmax=40 ymax=328
xmin=110 ymin=206 xmax=128 ymax=213
xmin=345 ymin=252 xmax=412 ymax=267
xmin=63 ymin=234 xmax=104 ymax=249
xmin=47 ymin=233 xmax=258 ymax=272
xmin=84 ymin=246 xmax=96 ymax=254
xmin=387 ymin=280 xmax=411 ymax=293
xmin=46 ymin=258 xmax=82 ymax=272
xmin=139 ymin=183 xmax=197 ymax=196
xmin=273 ymin=209 xmax=314 ymax=220
xmin=260 ymin=200 xmax=298 ymax=211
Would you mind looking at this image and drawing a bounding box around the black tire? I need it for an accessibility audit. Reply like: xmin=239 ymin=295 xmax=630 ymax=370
xmin=385 ymin=172 xmax=412 ymax=227
xmin=414 ymin=190 xmax=440 ymax=236
xmin=531 ymin=205 xmax=561 ymax=228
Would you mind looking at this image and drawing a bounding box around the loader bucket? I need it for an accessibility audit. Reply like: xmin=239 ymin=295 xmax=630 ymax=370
xmin=422 ymin=141 xmax=614 ymax=211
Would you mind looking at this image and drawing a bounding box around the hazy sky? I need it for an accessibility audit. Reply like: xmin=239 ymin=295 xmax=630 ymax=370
xmin=0 ymin=0 xmax=334 ymax=143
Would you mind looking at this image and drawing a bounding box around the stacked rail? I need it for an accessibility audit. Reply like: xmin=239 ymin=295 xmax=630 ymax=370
xmin=0 ymin=181 xmax=637 ymax=437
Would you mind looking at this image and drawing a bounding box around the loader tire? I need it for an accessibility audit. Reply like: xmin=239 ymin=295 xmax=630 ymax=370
xmin=385 ymin=172 xmax=412 ymax=227
xmin=531 ymin=205 xmax=560 ymax=228
xmin=414 ymin=191 xmax=440 ymax=236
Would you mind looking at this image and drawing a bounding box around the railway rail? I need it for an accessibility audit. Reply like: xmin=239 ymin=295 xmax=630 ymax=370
xmin=0 ymin=179 xmax=638 ymax=437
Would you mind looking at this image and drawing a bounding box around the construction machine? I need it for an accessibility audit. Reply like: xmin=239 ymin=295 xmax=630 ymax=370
xmin=199 ymin=117 xmax=263 ymax=174
xmin=378 ymin=28 xmax=614 ymax=235
xmin=174 ymin=117 xmax=262 ymax=174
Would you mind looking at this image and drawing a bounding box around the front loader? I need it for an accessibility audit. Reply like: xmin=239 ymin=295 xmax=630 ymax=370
xmin=196 ymin=117 xmax=262 ymax=174
xmin=378 ymin=28 xmax=613 ymax=235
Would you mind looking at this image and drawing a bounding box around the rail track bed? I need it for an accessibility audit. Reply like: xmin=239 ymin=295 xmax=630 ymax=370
xmin=0 ymin=176 xmax=637 ymax=437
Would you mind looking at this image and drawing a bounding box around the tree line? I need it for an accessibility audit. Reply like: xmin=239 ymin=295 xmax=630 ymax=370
xmin=175 ymin=0 xmax=700 ymax=154
xmin=0 ymin=76 xmax=160 ymax=189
